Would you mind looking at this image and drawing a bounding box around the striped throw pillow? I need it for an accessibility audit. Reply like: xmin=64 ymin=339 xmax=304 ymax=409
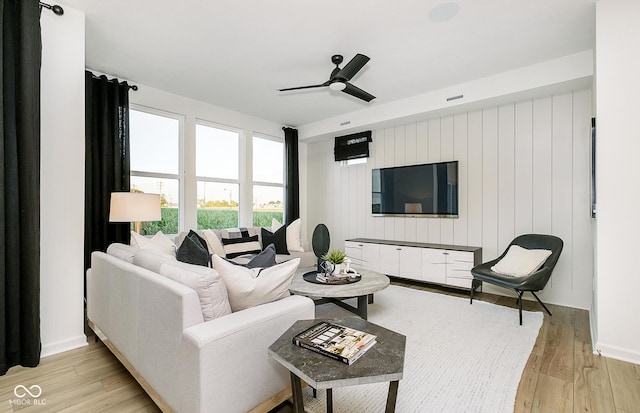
xmin=221 ymin=235 xmax=262 ymax=259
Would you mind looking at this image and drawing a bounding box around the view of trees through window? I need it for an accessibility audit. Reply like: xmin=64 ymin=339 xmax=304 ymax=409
xmin=252 ymin=135 xmax=284 ymax=226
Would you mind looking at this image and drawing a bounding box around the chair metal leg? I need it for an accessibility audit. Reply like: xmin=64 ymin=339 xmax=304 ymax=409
xmin=517 ymin=291 xmax=523 ymax=325
xmin=530 ymin=292 xmax=553 ymax=316
xmin=470 ymin=282 xmax=474 ymax=304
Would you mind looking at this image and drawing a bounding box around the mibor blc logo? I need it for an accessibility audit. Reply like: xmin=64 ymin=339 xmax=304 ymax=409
xmin=10 ymin=384 xmax=46 ymax=406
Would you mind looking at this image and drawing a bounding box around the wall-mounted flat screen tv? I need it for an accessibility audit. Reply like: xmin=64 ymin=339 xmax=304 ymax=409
xmin=372 ymin=161 xmax=459 ymax=217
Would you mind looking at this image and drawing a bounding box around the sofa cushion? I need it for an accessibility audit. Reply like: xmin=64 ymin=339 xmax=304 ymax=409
xmin=212 ymin=255 xmax=300 ymax=312
xmin=130 ymin=231 xmax=176 ymax=256
xmin=133 ymin=248 xmax=178 ymax=273
xmin=221 ymin=235 xmax=262 ymax=259
xmin=177 ymin=230 xmax=210 ymax=267
xmin=261 ymin=226 xmax=288 ymax=255
xmin=491 ymin=245 xmax=552 ymax=277
xmin=158 ymin=261 xmax=231 ymax=321
xmin=106 ymin=243 xmax=137 ymax=263
xmin=202 ymin=229 xmax=226 ymax=257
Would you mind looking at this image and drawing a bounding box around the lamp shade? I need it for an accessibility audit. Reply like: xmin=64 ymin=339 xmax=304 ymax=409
xmin=109 ymin=192 xmax=161 ymax=222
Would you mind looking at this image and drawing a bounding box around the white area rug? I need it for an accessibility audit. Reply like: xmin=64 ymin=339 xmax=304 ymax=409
xmin=304 ymin=285 xmax=543 ymax=413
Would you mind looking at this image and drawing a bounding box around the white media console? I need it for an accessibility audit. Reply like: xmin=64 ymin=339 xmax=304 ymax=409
xmin=345 ymin=238 xmax=482 ymax=290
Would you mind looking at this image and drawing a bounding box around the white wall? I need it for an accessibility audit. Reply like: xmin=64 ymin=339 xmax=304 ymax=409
xmin=307 ymin=90 xmax=594 ymax=310
xmin=594 ymin=0 xmax=640 ymax=364
xmin=129 ymin=86 xmax=308 ymax=237
xmin=40 ymin=5 xmax=87 ymax=356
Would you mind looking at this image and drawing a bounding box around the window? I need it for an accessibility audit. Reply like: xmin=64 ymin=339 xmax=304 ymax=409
xmin=129 ymin=108 xmax=181 ymax=235
xmin=196 ymin=122 xmax=240 ymax=229
xmin=252 ymin=135 xmax=284 ymax=227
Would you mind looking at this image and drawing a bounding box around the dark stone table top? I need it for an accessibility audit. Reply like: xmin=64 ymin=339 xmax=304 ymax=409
xmin=268 ymin=317 xmax=406 ymax=390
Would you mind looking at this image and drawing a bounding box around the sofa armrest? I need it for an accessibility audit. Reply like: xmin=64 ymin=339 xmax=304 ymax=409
xmin=179 ymin=295 xmax=315 ymax=413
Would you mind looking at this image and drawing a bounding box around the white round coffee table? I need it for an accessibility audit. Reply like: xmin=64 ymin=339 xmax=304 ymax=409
xmin=289 ymin=267 xmax=390 ymax=319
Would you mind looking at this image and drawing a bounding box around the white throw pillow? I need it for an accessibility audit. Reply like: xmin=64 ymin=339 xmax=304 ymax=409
xmin=491 ymin=245 xmax=552 ymax=277
xmin=212 ymin=255 xmax=300 ymax=312
xmin=202 ymin=229 xmax=226 ymax=258
xmin=158 ymin=261 xmax=231 ymax=321
xmin=130 ymin=231 xmax=176 ymax=256
xmin=271 ymin=218 xmax=283 ymax=232
xmin=286 ymin=218 xmax=304 ymax=253
xmin=106 ymin=243 xmax=137 ymax=263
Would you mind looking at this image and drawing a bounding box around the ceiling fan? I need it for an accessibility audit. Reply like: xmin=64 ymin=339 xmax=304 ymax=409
xmin=278 ymin=54 xmax=375 ymax=102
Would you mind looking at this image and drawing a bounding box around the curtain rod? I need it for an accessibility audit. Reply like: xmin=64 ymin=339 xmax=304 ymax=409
xmin=88 ymin=72 xmax=138 ymax=91
xmin=39 ymin=2 xmax=64 ymax=16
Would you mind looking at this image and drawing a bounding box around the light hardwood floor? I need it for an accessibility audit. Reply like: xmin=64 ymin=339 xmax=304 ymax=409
xmin=1 ymin=281 xmax=638 ymax=413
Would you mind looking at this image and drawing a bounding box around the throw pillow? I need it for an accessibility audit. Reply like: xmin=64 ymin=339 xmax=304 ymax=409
xmin=212 ymin=255 xmax=300 ymax=312
xmin=130 ymin=230 xmax=176 ymax=256
xmin=271 ymin=218 xmax=283 ymax=232
xmin=133 ymin=248 xmax=178 ymax=273
xmin=261 ymin=225 xmax=289 ymax=255
xmin=176 ymin=230 xmax=211 ymax=267
xmin=221 ymin=235 xmax=262 ymax=259
xmin=158 ymin=261 xmax=231 ymax=321
xmin=106 ymin=243 xmax=137 ymax=263
xmin=202 ymin=229 xmax=226 ymax=257
xmin=224 ymin=244 xmax=277 ymax=269
xmin=491 ymin=245 xmax=552 ymax=277
xmin=286 ymin=218 xmax=304 ymax=252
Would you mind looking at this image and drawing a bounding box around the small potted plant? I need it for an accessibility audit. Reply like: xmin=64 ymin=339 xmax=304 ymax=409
xmin=323 ymin=249 xmax=347 ymax=275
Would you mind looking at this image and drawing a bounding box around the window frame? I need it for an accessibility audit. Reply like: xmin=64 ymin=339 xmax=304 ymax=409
xmin=195 ymin=119 xmax=243 ymax=229
xmin=252 ymin=133 xmax=285 ymax=226
xmin=129 ymin=104 xmax=185 ymax=233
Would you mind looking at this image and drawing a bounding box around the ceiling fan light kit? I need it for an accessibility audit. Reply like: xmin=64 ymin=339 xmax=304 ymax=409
xmin=279 ymin=54 xmax=376 ymax=102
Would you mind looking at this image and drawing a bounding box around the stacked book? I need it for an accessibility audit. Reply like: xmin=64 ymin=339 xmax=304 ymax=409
xmin=292 ymin=321 xmax=377 ymax=365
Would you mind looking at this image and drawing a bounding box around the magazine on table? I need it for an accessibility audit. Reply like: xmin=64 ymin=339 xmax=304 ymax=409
xmin=292 ymin=321 xmax=377 ymax=365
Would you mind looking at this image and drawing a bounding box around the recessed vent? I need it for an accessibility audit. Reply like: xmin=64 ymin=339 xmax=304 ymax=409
xmin=340 ymin=121 xmax=351 ymax=126
xmin=446 ymin=94 xmax=464 ymax=102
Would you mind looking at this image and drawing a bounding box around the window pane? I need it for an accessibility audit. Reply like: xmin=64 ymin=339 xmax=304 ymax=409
xmin=196 ymin=124 xmax=239 ymax=179
xmin=253 ymin=185 xmax=283 ymax=227
xmin=130 ymin=110 xmax=179 ymax=175
xmin=253 ymin=137 xmax=283 ymax=184
xmin=197 ymin=181 xmax=239 ymax=229
xmin=131 ymin=176 xmax=179 ymax=235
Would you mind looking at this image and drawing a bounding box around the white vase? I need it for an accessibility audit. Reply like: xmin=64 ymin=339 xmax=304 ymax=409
xmin=332 ymin=263 xmax=342 ymax=275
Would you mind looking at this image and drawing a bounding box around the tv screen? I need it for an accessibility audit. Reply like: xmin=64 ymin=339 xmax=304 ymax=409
xmin=372 ymin=161 xmax=458 ymax=217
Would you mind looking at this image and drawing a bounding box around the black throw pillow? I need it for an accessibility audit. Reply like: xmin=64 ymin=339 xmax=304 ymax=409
xmin=261 ymin=226 xmax=289 ymax=255
xmin=177 ymin=230 xmax=210 ymax=267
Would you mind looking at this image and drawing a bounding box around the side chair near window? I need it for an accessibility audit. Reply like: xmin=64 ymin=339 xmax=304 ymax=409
xmin=469 ymin=234 xmax=564 ymax=325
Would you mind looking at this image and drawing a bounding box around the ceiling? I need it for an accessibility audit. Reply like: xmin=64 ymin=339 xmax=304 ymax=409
xmin=59 ymin=0 xmax=595 ymax=127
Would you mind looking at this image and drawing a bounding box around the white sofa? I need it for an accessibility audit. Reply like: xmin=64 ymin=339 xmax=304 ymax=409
xmin=87 ymin=244 xmax=315 ymax=413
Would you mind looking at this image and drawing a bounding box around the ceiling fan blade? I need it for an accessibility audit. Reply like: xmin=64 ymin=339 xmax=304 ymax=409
xmin=278 ymin=83 xmax=327 ymax=92
xmin=336 ymin=54 xmax=370 ymax=81
xmin=342 ymin=82 xmax=376 ymax=102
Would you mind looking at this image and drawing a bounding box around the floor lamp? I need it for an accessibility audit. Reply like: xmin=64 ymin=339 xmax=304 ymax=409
xmin=109 ymin=192 xmax=161 ymax=234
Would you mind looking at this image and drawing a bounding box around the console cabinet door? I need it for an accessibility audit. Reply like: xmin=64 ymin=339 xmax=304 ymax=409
xmin=378 ymin=244 xmax=400 ymax=276
xmin=398 ymin=246 xmax=422 ymax=279
xmin=360 ymin=243 xmax=380 ymax=271
xmin=445 ymin=250 xmax=475 ymax=288
xmin=344 ymin=241 xmax=363 ymax=267
xmin=421 ymin=249 xmax=447 ymax=284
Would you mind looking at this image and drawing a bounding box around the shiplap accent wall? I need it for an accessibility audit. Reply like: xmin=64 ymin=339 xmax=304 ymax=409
xmin=307 ymin=89 xmax=593 ymax=309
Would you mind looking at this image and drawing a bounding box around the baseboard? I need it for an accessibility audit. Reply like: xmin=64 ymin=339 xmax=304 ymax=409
xmin=594 ymin=341 xmax=640 ymax=365
xmin=41 ymin=335 xmax=88 ymax=358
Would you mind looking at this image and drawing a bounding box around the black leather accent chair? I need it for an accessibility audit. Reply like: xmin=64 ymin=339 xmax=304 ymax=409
xmin=470 ymin=234 xmax=563 ymax=325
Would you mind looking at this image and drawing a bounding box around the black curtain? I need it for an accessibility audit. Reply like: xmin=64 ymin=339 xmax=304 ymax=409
xmin=84 ymin=72 xmax=131 ymax=275
xmin=283 ymin=127 xmax=299 ymax=225
xmin=1 ymin=0 xmax=42 ymax=375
